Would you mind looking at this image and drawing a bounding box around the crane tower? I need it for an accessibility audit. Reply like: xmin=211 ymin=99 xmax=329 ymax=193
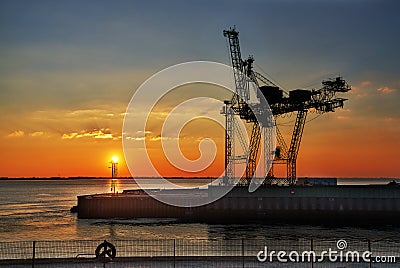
xmin=223 ymin=27 xmax=351 ymax=185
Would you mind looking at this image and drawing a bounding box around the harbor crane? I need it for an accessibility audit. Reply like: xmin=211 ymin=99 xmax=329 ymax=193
xmin=223 ymin=27 xmax=351 ymax=185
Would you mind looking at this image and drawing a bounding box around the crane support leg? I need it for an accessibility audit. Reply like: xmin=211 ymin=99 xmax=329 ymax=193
xmin=276 ymin=126 xmax=289 ymax=159
xmin=269 ymin=125 xmax=289 ymax=183
xmin=245 ymin=122 xmax=261 ymax=183
xmin=287 ymin=110 xmax=307 ymax=184
xmin=224 ymin=105 xmax=234 ymax=184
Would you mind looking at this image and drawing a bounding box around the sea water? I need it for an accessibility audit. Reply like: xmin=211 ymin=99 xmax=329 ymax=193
xmin=0 ymin=178 xmax=399 ymax=243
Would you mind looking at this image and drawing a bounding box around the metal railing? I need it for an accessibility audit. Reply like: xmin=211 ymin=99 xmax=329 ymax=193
xmin=0 ymin=238 xmax=399 ymax=267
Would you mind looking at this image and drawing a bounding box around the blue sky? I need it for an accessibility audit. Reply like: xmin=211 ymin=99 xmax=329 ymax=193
xmin=1 ymin=1 xmax=399 ymax=81
xmin=1 ymin=1 xmax=399 ymax=102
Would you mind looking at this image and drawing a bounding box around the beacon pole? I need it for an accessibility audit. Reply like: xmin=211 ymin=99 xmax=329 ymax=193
xmin=109 ymin=156 xmax=118 ymax=194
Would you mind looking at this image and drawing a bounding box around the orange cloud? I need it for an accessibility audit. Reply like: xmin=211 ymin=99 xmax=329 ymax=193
xmin=377 ymin=87 xmax=395 ymax=94
xmin=361 ymin=81 xmax=371 ymax=86
xmin=336 ymin=116 xmax=349 ymax=120
xmin=350 ymin=86 xmax=368 ymax=98
xmin=7 ymin=130 xmax=24 ymax=137
xmin=29 ymin=131 xmax=45 ymax=137
xmin=62 ymin=128 xmax=118 ymax=140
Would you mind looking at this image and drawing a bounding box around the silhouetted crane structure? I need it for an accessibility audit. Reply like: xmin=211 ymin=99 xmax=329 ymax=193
xmin=223 ymin=27 xmax=351 ymax=185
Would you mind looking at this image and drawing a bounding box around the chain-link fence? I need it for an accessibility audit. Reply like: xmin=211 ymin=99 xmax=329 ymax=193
xmin=0 ymin=238 xmax=399 ymax=267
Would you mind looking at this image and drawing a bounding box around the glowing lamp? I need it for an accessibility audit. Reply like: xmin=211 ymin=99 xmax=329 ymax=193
xmin=111 ymin=156 xmax=119 ymax=163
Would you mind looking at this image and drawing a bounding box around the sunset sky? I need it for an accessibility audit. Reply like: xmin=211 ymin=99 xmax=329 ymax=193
xmin=0 ymin=0 xmax=399 ymax=178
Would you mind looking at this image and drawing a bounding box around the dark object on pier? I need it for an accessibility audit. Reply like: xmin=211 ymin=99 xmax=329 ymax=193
xmin=70 ymin=205 xmax=78 ymax=213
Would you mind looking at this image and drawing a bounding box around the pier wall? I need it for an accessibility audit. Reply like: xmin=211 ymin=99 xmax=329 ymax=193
xmin=76 ymin=185 xmax=400 ymax=224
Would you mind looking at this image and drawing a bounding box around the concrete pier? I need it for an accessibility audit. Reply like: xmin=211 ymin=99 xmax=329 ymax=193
xmin=76 ymin=185 xmax=400 ymax=224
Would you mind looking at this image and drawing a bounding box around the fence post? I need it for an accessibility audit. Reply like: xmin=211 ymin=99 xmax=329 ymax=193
xmin=31 ymin=241 xmax=36 ymax=268
xmin=368 ymin=239 xmax=372 ymax=268
xmin=242 ymin=238 xmax=244 ymax=268
xmin=310 ymin=239 xmax=314 ymax=268
xmin=173 ymin=239 xmax=176 ymax=268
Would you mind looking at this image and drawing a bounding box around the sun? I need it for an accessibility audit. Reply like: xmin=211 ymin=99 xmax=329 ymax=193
xmin=111 ymin=156 xmax=119 ymax=163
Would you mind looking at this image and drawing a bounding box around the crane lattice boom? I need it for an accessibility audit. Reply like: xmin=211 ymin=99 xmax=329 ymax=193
xmin=222 ymin=26 xmax=351 ymax=185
